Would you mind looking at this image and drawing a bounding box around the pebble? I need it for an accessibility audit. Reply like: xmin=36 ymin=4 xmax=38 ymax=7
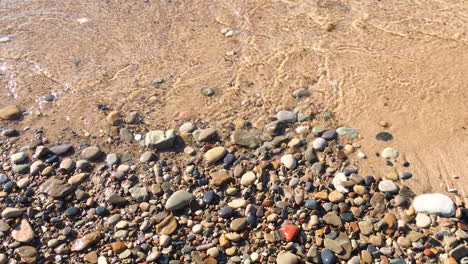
xmin=71 ymin=231 xmax=100 ymax=251
xmin=413 ymin=193 xmax=456 ymax=216
xmin=1 ymin=207 xmax=23 ymax=218
xmin=81 ymin=146 xmax=102 ymax=161
xmin=11 ymin=219 xmax=34 ymax=242
xmin=415 ymin=213 xmax=432 ymax=228
xmin=204 ymin=147 xmax=227 ymax=163
xmin=321 ymin=249 xmax=337 ymax=264
xmin=312 ymin=137 xmax=328 ymax=151
xmin=378 ymin=180 xmax=398 ymax=193
xmin=0 ymin=105 xmax=21 ymax=120
xmin=280 ymin=154 xmax=297 ymax=169
xmin=240 ymin=171 xmax=256 ymax=186
xmin=230 ymin=130 xmax=260 ymax=148
xmin=165 ymin=190 xmax=195 ymax=211
xmin=276 ymin=252 xmax=299 ymax=264
xmin=336 ymin=127 xmax=358 ymax=138
xmin=376 ymin=132 xmax=393 ymax=141
xmin=292 ymin=88 xmax=310 ymax=98
xmin=15 ymin=246 xmax=38 ymax=263
xmin=276 ymin=110 xmax=297 ymax=123
xmin=381 ymin=147 xmax=399 ymax=159
xmin=145 ymin=129 xmax=176 ymax=149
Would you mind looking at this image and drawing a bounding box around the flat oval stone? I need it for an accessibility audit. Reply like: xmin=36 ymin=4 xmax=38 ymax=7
xmin=413 ymin=193 xmax=456 ymax=217
xmin=204 ymin=147 xmax=227 ymax=164
xmin=321 ymin=130 xmax=337 ymax=140
xmin=81 ymin=146 xmax=102 ymax=161
xmin=71 ymin=232 xmax=100 ymax=252
xmin=378 ymin=180 xmax=398 ymax=193
xmin=376 ymin=132 xmax=393 ymax=141
xmin=203 ymin=190 xmax=215 ymax=204
xmin=11 ymin=219 xmax=34 ymax=242
xmin=49 ymin=144 xmax=73 ymax=155
xmin=165 ymin=190 xmax=195 ymax=211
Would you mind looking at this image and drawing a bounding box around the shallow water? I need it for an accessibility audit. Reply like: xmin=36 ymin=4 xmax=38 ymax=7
xmin=1 ymin=0 xmax=467 ymax=196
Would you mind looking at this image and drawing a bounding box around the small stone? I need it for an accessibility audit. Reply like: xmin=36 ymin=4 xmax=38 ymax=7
xmin=11 ymin=219 xmax=34 ymax=242
xmin=376 ymin=132 xmax=393 ymax=141
xmin=71 ymin=231 xmax=100 ymax=251
xmin=358 ymin=221 xmax=373 ymax=236
xmin=324 ymin=238 xmax=343 ymax=254
xmin=378 ymin=180 xmax=398 ymax=193
xmin=240 ymin=171 xmax=256 ymax=186
xmin=129 ymin=186 xmax=148 ymax=201
xmin=106 ymin=111 xmax=121 ymax=125
xmin=38 ymin=178 xmax=74 ymax=199
xmin=193 ymin=128 xmax=217 ymax=142
xmin=2 ymin=207 xmax=23 ymax=218
xmin=321 ymin=249 xmax=337 ymax=264
xmin=207 ymin=247 xmax=219 ymax=258
xmin=165 ymin=190 xmax=195 ymax=210
xmin=313 ymin=138 xmax=328 ymax=151
xmin=276 ymin=252 xmax=299 ymax=264
xmin=230 ymin=130 xmax=260 ymax=148
xmin=145 ymin=129 xmax=176 ymax=149
xmin=396 ymin=236 xmax=411 ymax=248
xmin=0 ymin=105 xmax=21 ymax=120
xmin=280 ymin=154 xmax=297 ymax=169
xmin=84 ymin=251 xmax=99 ymax=263
xmin=204 ymin=147 xmax=227 ymax=164
xmin=381 ymin=147 xmax=398 ymax=159
xmin=323 ymin=212 xmax=342 ymax=227
xmin=155 ymin=215 xmax=177 ymax=235
xmin=219 ymin=207 xmax=234 ymax=218
xmin=415 ymin=213 xmax=432 ymax=228
xmin=180 ymin=122 xmax=195 ymax=133
xmin=280 ymin=224 xmax=299 ymax=242
xmin=328 ymin=191 xmax=345 ymax=203
xmin=81 ymin=146 xmax=102 ymax=161
xmin=139 ymin=151 xmax=155 ymax=163
xmin=202 ymin=87 xmax=215 ymax=96
xmin=276 ymin=110 xmax=297 ymax=123
xmin=211 ymin=170 xmax=232 ymax=189
xmin=49 ymin=144 xmax=73 ymax=155
xmin=292 ymin=88 xmax=310 ymax=98
xmin=230 ymin=218 xmax=247 ymax=232
xmin=336 ymin=127 xmax=359 ymax=139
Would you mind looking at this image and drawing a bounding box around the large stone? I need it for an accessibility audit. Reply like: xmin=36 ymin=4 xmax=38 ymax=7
xmin=71 ymin=232 xmax=100 ymax=251
xmin=15 ymin=246 xmax=38 ymax=264
xmin=12 ymin=219 xmax=34 ymax=242
xmin=38 ymin=178 xmax=74 ymax=199
xmin=230 ymin=130 xmax=260 ymax=148
xmin=0 ymin=105 xmax=21 ymax=120
xmin=165 ymin=190 xmax=195 ymax=211
xmin=413 ymin=193 xmax=456 ymax=217
xmin=145 ymin=129 xmax=176 ymax=149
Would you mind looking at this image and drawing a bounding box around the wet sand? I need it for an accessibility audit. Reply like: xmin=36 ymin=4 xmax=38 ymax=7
xmin=1 ymin=0 xmax=467 ymax=197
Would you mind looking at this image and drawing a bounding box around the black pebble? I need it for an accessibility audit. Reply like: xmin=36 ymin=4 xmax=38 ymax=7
xmin=376 ymin=132 xmax=393 ymax=141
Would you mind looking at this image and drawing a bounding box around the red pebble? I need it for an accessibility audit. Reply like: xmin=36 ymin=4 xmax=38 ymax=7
xmin=280 ymin=224 xmax=300 ymax=242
